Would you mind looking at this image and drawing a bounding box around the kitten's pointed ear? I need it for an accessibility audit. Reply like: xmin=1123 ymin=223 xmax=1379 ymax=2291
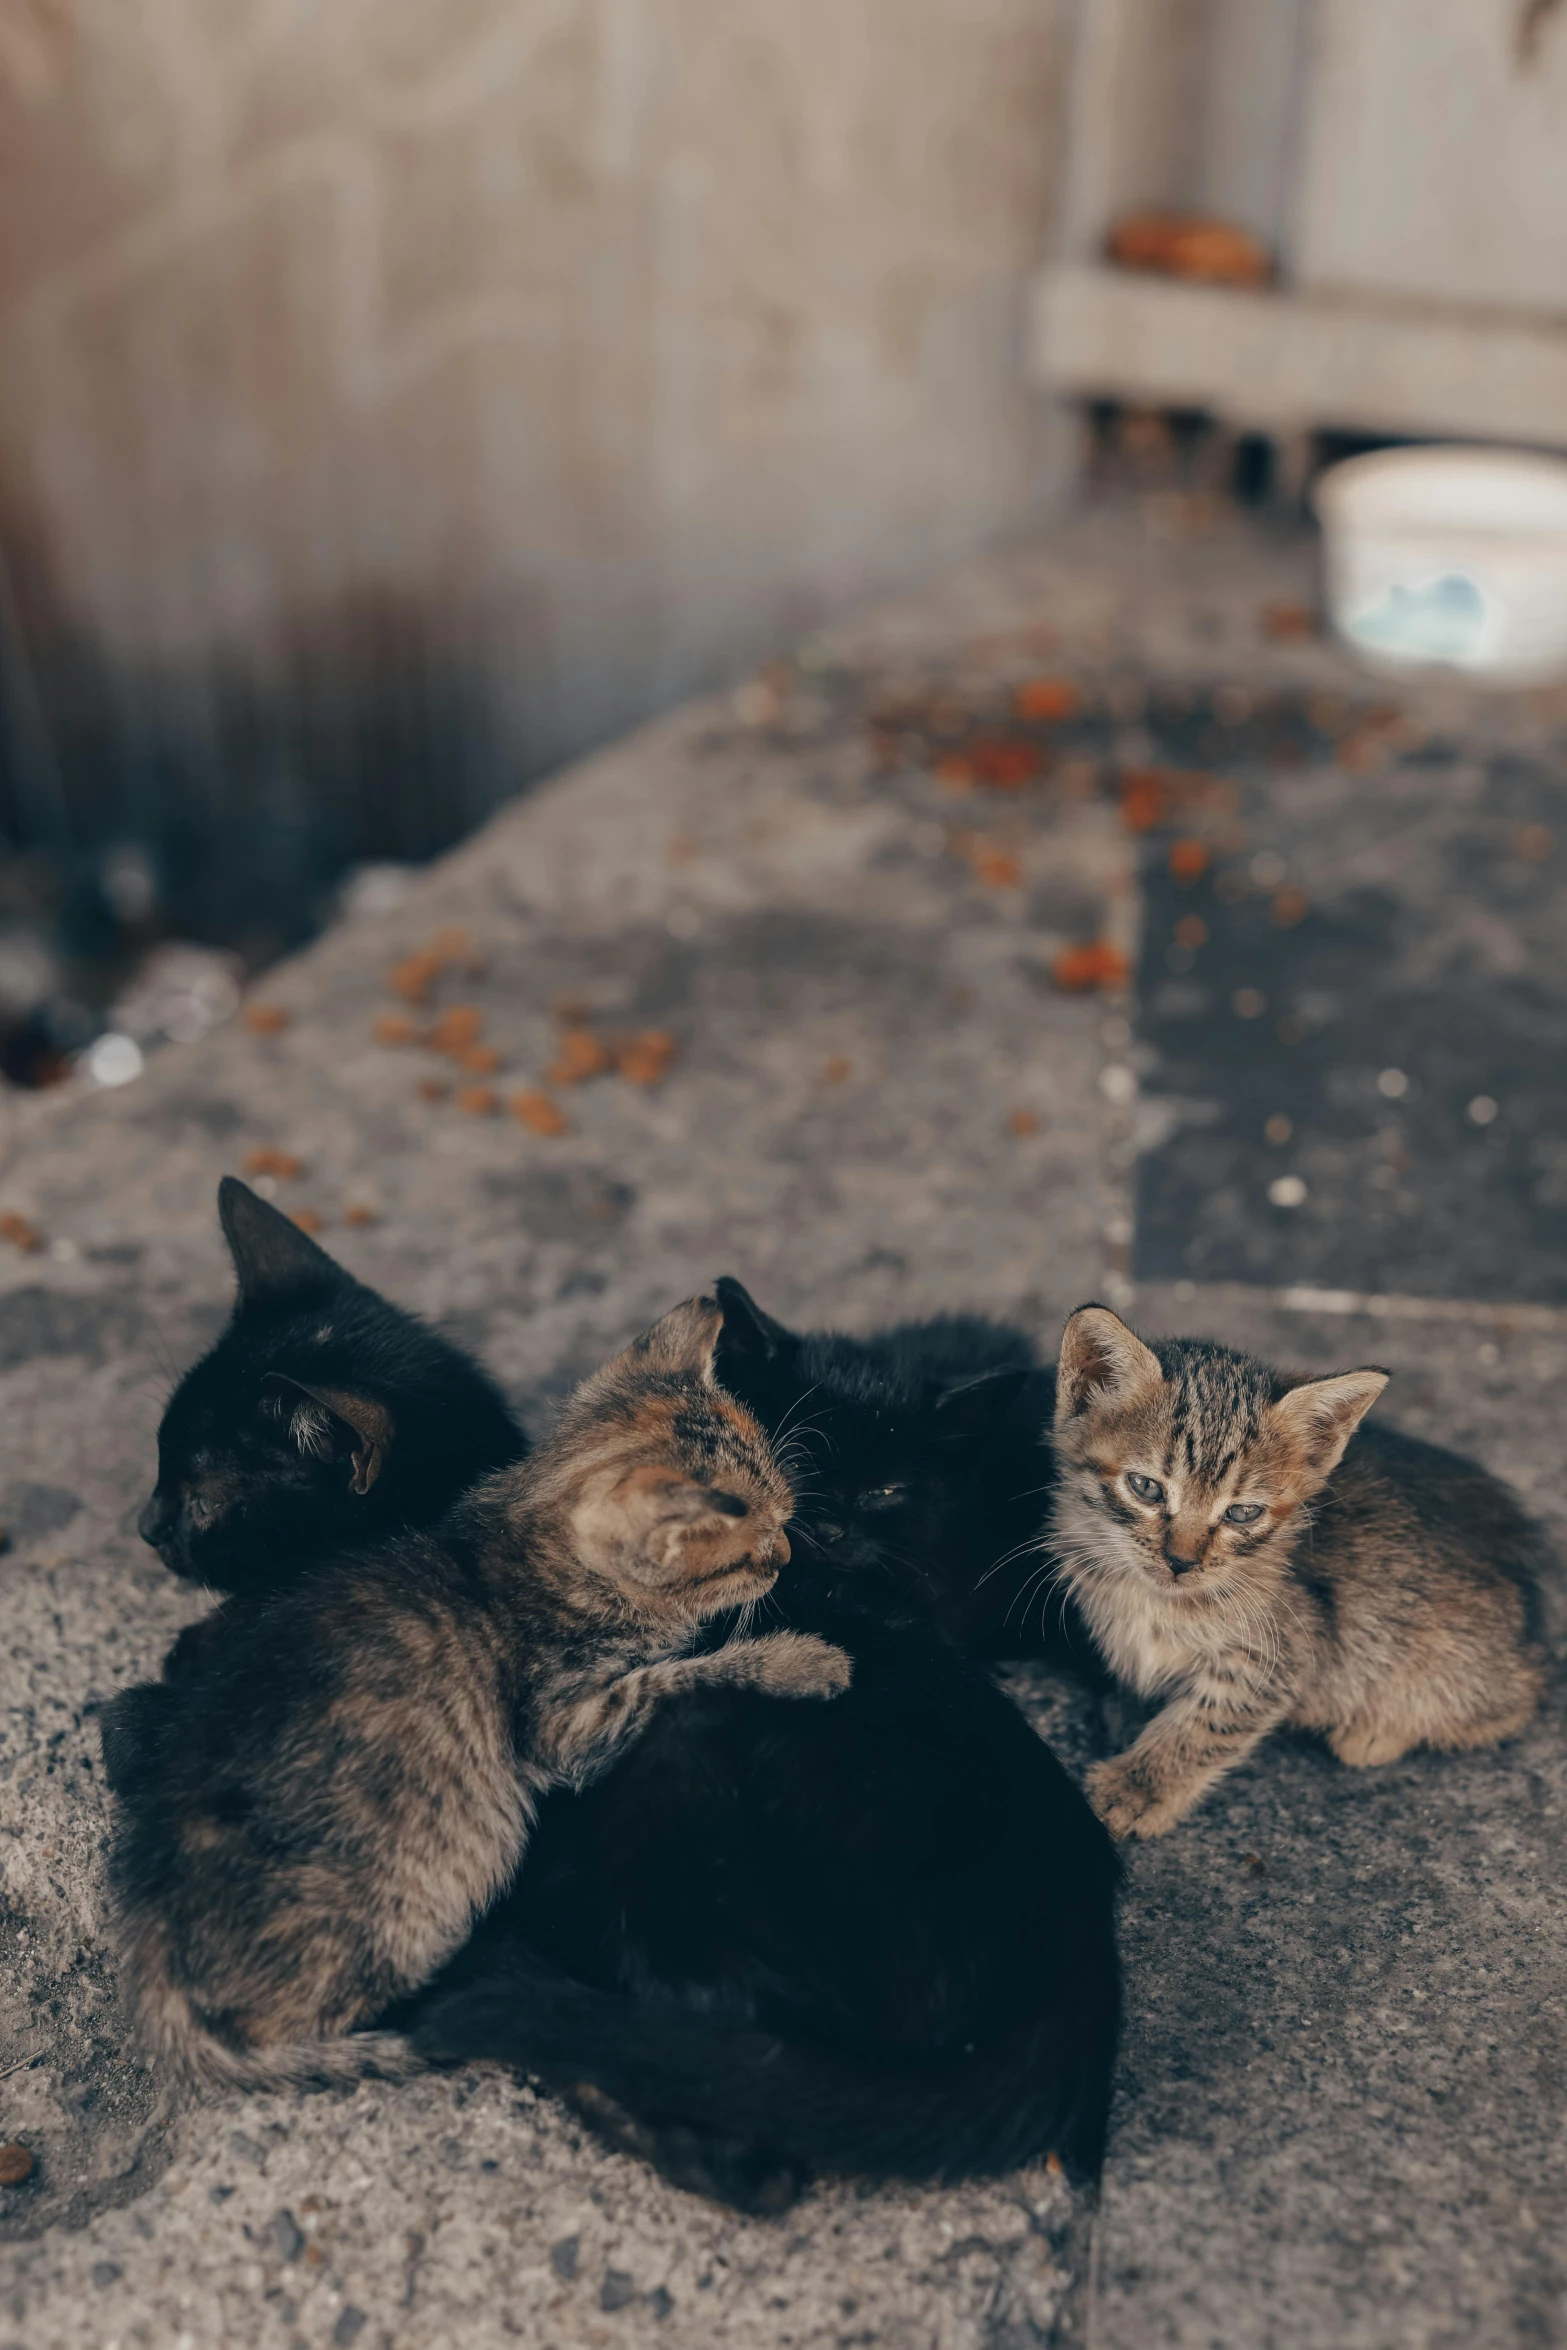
xmin=713 ymin=1277 xmax=799 ymax=1371
xmin=218 ymin=1177 xmax=346 ymax=1305
xmin=628 ymin=1296 xmax=727 ymax=1382
xmin=1056 ymin=1306 xmax=1163 ymax=1423
xmin=1269 ymin=1368 xmax=1387 ymax=1479
xmin=261 ymin=1374 xmax=394 ymax=1495
xmin=934 ymin=1366 xmax=1030 ymax=1435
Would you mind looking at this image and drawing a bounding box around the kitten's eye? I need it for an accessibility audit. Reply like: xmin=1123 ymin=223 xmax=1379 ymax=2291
xmin=857 ymin=1484 xmax=907 ymax=1512
xmin=1223 ymin=1502 xmax=1265 ymax=1525
xmin=1125 ymin=1472 xmax=1165 ymax=1505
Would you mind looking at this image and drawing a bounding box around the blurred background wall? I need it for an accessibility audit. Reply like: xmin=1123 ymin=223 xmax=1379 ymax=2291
xmin=0 ymin=0 xmax=1068 ymax=966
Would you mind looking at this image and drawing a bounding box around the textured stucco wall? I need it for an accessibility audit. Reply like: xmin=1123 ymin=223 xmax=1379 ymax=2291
xmin=0 ymin=0 xmax=1068 ymax=806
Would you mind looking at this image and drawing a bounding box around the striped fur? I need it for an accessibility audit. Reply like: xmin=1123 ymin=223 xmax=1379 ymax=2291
xmin=1051 ymin=1307 xmax=1545 ymax=1839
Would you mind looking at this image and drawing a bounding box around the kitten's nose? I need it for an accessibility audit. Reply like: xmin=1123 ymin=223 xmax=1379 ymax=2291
xmin=1165 ymin=1551 xmax=1201 ymax=1579
xmin=137 ymin=1491 xmax=173 ymax=1548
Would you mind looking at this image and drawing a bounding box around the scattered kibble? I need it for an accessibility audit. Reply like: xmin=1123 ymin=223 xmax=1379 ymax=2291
xmin=1014 ymin=678 xmax=1078 ymax=723
xmin=972 ymin=846 xmax=1023 ymax=890
xmin=0 ymin=2144 xmax=34 ymax=2188
xmin=243 ymin=1148 xmax=304 ymax=1181
xmin=1168 ymin=838 xmax=1210 ymax=883
xmin=616 ymin=1031 xmax=678 ymax=1086
xmin=458 ymin=1043 xmax=503 ymax=1074
xmin=1120 ymin=771 xmax=1167 ymax=832
xmin=456 ymin=1085 xmax=499 ymax=1116
xmin=1009 ymin=1108 xmax=1039 ymax=1137
xmin=1051 ymin=942 xmax=1130 ymax=994
xmin=343 ymin=1203 xmax=379 ymax=1227
xmin=1264 ymin=1115 xmax=1294 ymax=1146
xmin=289 ymin=1209 xmax=324 ymax=1235
xmin=388 ymin=952 xmax=442 ymax=1005
xmin=386 ymin=928 xmax=481 ymax=1006
xmin=0 ymin=1211 xmax=43 ymax=1254
xmin=429 ymin=1005 xmax=484 ymax=1057
xmin=820 ymin=1056 xmax=852 ymax=1086
xmin=240 ymin=1003 xmax=291 ymax=1035
xmin=936 ymin=755 xmax=977 ymax=795
xmin=374 ymin=1013 xmax=420 ymax=1046
xmin=512 ymin=1089 xmax=569 ymax=1137
xmin=1175 ymin=915 xmax=1209 ymax=949
xmin=548 ymin=1028 xmax=615 ymax=1086
xmin=1232 ymin=988 xmax=1267 ymax=1019
xmin=1515 ymin=824 xmax=1554 ymax=860
xmin=967 ymin=737 xmax=1041 ymax=790
xmin=1272 ymin=887 xmax=1310 ymax=927
xmin=417 ymin=1077 xmax=449 ymax=1102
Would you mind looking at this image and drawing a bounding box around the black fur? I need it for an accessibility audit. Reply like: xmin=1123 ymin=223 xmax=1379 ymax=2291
xmin=104 ymin=1178 xmax=527 ymax=1801
xmin=138 ymin=1178 xmax=526 ymax=1595
xmin=408 ymin=1280 xmax=1122 ymax=2201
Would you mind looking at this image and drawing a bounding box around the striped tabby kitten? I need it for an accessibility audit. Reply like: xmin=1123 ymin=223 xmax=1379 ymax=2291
xmin=1051 ymin=1307 xmax=1544 ymax=1839
xmin=112 ymin=1298 xmax=848 ymax=2089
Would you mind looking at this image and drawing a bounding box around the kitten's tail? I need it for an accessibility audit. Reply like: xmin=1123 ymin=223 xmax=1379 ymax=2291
xmin=409 ymin=1953 xmax=1117 ymax=2193
xmin=124 ymin=1923 xmax=421 ymax=2095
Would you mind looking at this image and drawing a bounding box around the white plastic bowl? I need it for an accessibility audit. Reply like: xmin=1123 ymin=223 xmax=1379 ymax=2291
xmin=1313 ymin=444 xmax=1567 ymax=685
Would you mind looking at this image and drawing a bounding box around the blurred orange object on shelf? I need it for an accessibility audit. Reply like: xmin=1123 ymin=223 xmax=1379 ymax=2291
xmin=241 ymin=1003 xmax=291 ymax=1035
xmin=1051 ymin=941 xmax=1130 ymax=994
xmin=1108 ymin=210 xmax=1271 ymax=286
xmin=0 ymin=1211 xmax=42 ymax=1253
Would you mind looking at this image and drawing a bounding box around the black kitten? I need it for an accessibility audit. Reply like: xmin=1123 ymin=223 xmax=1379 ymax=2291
xmin=408 ymin=1279 xmax=1121 ymax=2204
xmin=139 ymin=1178 xmax=526 ymax=1595
xmin=102 ymin=1177 xmax=526 ymax=1802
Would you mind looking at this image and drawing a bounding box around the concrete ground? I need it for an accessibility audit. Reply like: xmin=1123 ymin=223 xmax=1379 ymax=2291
xmin=1 ymin=501 xmax=1563 ymax=2349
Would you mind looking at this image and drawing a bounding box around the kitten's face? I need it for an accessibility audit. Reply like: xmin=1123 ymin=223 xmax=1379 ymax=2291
xmin=561 ymin=1299 xmax=795 ymax=1628
xmin=142 ymin=1336 xmax=390 ymax=1588
xmin=709 ymin=1278 xmax=1032 ymax=1599
xmin=140 ymin=1177 xmax=521 ymax=1594
xmin=1053 ymin=1307 xmax=1386 ymax=1601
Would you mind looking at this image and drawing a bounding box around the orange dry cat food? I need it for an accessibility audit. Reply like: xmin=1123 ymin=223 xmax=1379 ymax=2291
xmin=243 ymin=1148 xmax=305 ymax=1181
xmin=512 ymin=1089 xmax=570 ymax=1136
xmin=1014 ymin=678 xmax=1078 ymax=724
xmin=375 ymin=1013 xmax=421 ymax=1046
xmin=429 ymin=1005 xmax=484 ymax=1057
xmin=1051 ymin=941 xmax=1130 ymax=994
xmin=0 ymin=1211 xmax=42 ymax=1253
xmin=616 ymin=1032 xmax=678 ymax=1086
xmin=240 ymin=1004 xmax=291 ymax=1036
xmin=548 ymin=1028 xmax=615 ymax=1086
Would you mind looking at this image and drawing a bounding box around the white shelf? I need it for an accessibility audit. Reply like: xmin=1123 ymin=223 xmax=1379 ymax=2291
xmin=1030 ymin=263 xmax=1567 ymax=452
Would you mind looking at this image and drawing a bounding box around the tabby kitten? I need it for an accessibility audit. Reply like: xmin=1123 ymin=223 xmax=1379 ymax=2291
xmin=138 ymin=1177 xmax=526 ymax=1595
xmin=112 ymin=1299 xmax=847 ymax=2090
xmin=1051 ymin=1305 xmax=1545 ymax=1839
xmin=410 ymin=1277 xmax=1121 ymax=2199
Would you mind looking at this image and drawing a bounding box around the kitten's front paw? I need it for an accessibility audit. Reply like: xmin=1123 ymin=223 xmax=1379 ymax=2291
xmin=746 ymin=1632 xmax=853 ymax=1700
xmin=1085 ymin=1755 xmax=1186 ymax=1841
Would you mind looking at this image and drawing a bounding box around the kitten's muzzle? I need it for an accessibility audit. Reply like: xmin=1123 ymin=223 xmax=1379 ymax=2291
xmin=1162 ymin=1547 xmax=1203 ymax=1580
xmin=137 ymin=1490 xmax=177 ymax=1551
